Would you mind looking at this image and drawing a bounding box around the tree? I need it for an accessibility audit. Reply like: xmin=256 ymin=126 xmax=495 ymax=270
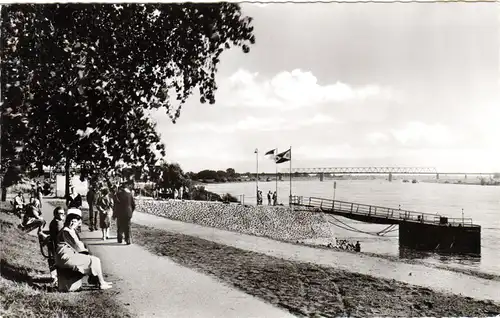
xmin=0 ymin=106 xmax=31 ymax=200
xmin=196 ymin=169 xmax=218 ymax=181
xmin=1 ymin=3 xmax=255 ymax=197
xmin=157 ymin=162 xmax=188 ymax=192
xmin=216 ymin=170 xmax=227 ymax=182
xmin=225 ymin=168 xmax=238 ymax=180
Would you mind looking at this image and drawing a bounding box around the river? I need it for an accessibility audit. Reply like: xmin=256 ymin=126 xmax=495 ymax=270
xmin=204 ymin=179 xmax=500 ymax=277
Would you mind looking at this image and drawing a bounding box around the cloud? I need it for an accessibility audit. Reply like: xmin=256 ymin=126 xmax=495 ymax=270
xmin=295 ymin=143 xmax=391 ymax=160
xmin=179 ymin=113 xmax=339 ymax=134
xmin=390 ymin=121 xmax=455 ymax=147
xmin=366 ymin=132 xmax=390 ymax=145
xmin=222 ymin=69 xmax=395 ymax=109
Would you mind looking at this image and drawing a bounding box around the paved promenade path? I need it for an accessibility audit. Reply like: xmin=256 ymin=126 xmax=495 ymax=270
xmin=39 ymin=200 xmax=294 ymax=318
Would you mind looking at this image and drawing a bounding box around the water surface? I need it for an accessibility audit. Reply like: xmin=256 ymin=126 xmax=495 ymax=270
xmin=205 ymin=179 xmax=500 ymax=276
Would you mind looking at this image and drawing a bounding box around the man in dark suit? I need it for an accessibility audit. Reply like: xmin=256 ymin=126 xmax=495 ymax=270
xmin=86 ymin=185 xmax=97 ymax=232
xmin=113 ymin=182 xmax=135 ymax=245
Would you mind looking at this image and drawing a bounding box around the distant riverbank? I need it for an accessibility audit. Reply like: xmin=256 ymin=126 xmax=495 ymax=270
xmin=197 ymin=177 xmax=500 ymax=186
xmin=421 ymin=179 xmax=500 ymax=186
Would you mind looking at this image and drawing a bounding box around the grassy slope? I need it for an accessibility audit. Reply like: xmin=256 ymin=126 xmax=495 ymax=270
xmin=0 ymin=201 xmax=130 ymax=318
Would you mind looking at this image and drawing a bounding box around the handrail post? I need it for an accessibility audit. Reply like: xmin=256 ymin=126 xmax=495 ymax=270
xmin=350 ymin=203 xmax=353 ymax=214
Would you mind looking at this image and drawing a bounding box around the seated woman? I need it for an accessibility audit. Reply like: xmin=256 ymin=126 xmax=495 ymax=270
xmin=18 ymin=202 xmax=45 ymax=232
xmin=55 ymin=209 xmax=112 ymax=291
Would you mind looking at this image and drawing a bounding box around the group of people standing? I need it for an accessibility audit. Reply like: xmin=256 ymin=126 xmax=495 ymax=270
xmin=85 ymin=182 xmax=136 ymax=244
xmin=267 ymin=190 xmax=278 ymax=206
xmin=256 ymin=189 xmax=278 ymax=206
xmin=64 ymin=182 xmax=135 ymax=244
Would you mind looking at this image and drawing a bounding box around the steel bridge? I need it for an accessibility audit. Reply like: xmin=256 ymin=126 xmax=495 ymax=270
xmin=278 ymin=167 xmax=496 ymax=182
xmin=281 ymin=167 xmax=438 ymax=174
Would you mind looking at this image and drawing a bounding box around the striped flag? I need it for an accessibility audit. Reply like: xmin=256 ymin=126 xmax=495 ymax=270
xmin=275 ymin=148 xmax=291 ymax=164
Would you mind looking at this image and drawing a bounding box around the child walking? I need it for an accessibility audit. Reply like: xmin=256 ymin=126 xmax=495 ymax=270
xmin=96 ymin=187 xmax=113 ymax=240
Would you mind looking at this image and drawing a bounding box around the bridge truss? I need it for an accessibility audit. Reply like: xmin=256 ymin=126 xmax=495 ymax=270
xmin=280 ymin=167 xmax=438 ymax=174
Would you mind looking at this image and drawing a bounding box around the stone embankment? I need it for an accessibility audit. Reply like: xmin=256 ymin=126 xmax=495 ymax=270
xmin=136 ymin=199 xmax=333 ymax=242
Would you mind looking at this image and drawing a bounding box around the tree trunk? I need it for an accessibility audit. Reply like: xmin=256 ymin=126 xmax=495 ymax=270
xmin=1 ymin=185 xmax=7 ymax=202
xmin=65 ymin=156 xmax=71 ymax=199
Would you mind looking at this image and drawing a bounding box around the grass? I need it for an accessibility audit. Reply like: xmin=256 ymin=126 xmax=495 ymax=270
xmin=0 ymin=201 xmax=131 ymax=318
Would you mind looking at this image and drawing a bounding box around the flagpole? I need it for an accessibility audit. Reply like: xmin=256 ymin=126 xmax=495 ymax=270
xmin=275 ymin=147 xmax=278 ymax=202
xmin=289 ymin=146 xmax=292 ymax=207
xmin=255 ymin=148 xmax=259 ymax=205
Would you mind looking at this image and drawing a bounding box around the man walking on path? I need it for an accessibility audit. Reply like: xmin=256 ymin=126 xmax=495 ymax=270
xmin=113 ymin=182 xmax=135 ymax=245
xmin=36 ymin=182 xmax=43 ymax=208
xmin=87 ymin=185 xmax=98 ymax=231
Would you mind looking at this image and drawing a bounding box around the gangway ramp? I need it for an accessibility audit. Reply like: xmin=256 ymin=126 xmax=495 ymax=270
xmin=290 ymin=196 xmax=481 ymax=254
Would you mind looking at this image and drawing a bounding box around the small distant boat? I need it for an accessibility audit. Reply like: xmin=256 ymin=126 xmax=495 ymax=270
xmin=402 ymin=179 xmax=409 ymax=183
xmin=412 ymin=179 xmax=418 ymax=184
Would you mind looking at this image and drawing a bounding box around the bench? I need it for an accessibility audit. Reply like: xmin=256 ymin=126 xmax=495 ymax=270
xmin=38 ymin=231 xmax=85 ymax=291
xmin=57 ymin=267 xmax=85 ymax=292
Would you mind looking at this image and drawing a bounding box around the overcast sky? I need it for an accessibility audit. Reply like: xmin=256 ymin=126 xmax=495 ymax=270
xmin=152 ymin=3 xmax=499 ymax=174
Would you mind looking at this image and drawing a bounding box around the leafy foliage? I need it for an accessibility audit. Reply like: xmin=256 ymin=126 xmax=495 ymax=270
xmin=0 ymin=108 xmax=30 ymax=190
xmin=189 ymin=185 xmax=222 ymax=202
xmin=1 ymin=3 xmax=255 ymax=194
xmin=192 ymin=168 xmax=241 ymax=182
xmin=221 ymin=192 xmax=239 ymax=203
xmin=156 ymin=162 xmax=190 ymax=192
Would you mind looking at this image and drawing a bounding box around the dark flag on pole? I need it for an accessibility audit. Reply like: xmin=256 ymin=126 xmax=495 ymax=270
xmin=265 ymin=149 xmax=276 ymax=157
xmin=275 ymin=148 xmax=291 ymax=164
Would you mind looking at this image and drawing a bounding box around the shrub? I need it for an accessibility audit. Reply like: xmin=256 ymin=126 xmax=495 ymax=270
xmin=189 ymin=185 xmax=222 ymax=202
xmin=221 ymin=193 xmax=239 ymax=203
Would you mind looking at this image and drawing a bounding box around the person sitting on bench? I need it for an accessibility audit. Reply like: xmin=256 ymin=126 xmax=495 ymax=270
xmin=47 ymin=206 xmax=66 ymax=283
xmin=12 ymin=192 xmax=25 ymax=217
xmin=55 ymin=209 xmax=113 ymax=291
xmin=18 ymin=202 xmax=45 ymax=232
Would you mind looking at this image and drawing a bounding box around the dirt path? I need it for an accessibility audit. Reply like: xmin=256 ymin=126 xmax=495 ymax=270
xmin=130 ymin=211 xmax=500 ymax=304
xmin=40 ymin=200 xmax=295 ymax=318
